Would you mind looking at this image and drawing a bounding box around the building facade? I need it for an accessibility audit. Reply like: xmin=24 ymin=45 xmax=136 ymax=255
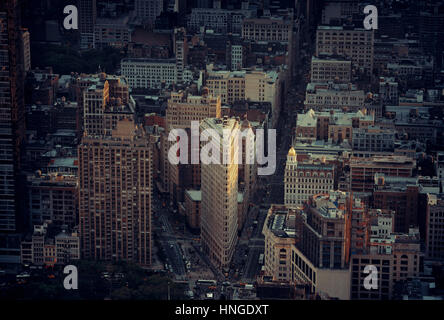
xmin=78 ymin=0 xmax=97 ymax=49
xmin=27 ymin=172 xmax=78 ymax=228
xmin=352 ymin=126 xmax=396 ymax=152
xmin=0 ymin=0 xmax=26 ymax=233
xmin=21 ymin=223 xmax=80 ymax=266
xmin=284 ymin=147 xmax=335 ymax=207
xmin=242 ymin=17 xmax=293 ymax=42
xmin=135 ymin=0 xmax=163 ymax=26
xmin=263 ymin=205 xmax=299 ymax=282
xmin=79 ymin=118 xmax=152 ymax=266
xmin=426 ymin=194 xmax=444 ymax=260
xmin=316 ymin=25 xmax=374 ymax=74
xmin=205 ymin=67 xmax=282 ymax=127
xmin=310 ymin=55 xmax=351 ymax=83
xmin=200 ymin=117 xmax=239 ymax=271
xmin=295 ymin=109 xmax=374 ymax=143
xmin=304 ymin=82 xmax=365 ymax=111
xmin=121 ymin=58 xmax=177 ymax=89
xmin=349 ymin=156 xmax=415 ymax=193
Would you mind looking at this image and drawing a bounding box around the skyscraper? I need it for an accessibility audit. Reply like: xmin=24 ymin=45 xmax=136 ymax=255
xmin=78 ymin=0 xmax=97 ymax=49
xmin=0 ymin=0 xmax=26 ymax=233
xmin=200 ymin=117 xmax=239 ymax=271
xmin=78 ymin=76 xmax=152 ymax=266
xmin=173 ymin=27 xmax=188 ymax=85
xmin=135 ymin=0 xmax=163 ymax=27
xmin=164 ymin=88 xmax=221 ymax=201
xmin=79 ymin=119 xmax=152 ymax=266
xmin=316 ymin=25 xmax=374 ymax=75
xmin=82 ymin=73 xmax=131 ymax=137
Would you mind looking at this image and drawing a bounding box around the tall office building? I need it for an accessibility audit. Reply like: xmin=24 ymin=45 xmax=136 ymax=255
xmin=425 ymin=194 xmax=444 ymax=260
xmin=205 ymin=67 xmax=282 ymax=127
xmin=79 ymin=118 xmax=152 ymax=266
xmin=163 ymin=88 xmax=221 ymax=200
xmin=174 ymin=27 xmax=188 ymax=85
xmin=78 ymin=0 xmax=97 ymax=49
xmin=0 ymin=0 xmax=26 ymax=233
xmin=81 ymin=73 xmax=131 ymax=137
xmin=166 ymin=89 xmax=221 ymax=132
xmin=79 ymin=75 xmax=152 ymax=266
xmin=21 ymin=28 xmax=30 ymax=72
xmin=316 ymin=25 xmax=374 ymax=75
xmin=135 ymin=0 xmax=163 ymax=26
xmin=200 ymin=117 xmax=239 ymax=271
xmin=290 ymin=190 xmax=352 ymax=300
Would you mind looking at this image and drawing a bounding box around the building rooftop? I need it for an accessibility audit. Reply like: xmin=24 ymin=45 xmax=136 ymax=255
xmin=350 ymin=155 xmax=416 ymax=167
xmin=310 ymin=191 xmax=350 ymax=219
xmin=121 ymin=57 xmax=176 ymax=64
xmin=47 ymin=157 xmax=78 ymax=169
xmin=266 ymin=206 xmax=297 ymax=238
xmin=297 ymin=108 xmax=373 ymax=128
xmin=186 ymin=189 xmax=201 ymax=202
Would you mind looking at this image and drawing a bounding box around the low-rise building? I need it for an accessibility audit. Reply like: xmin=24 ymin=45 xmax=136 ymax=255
xmin=27 ymin=172 xmax=78 ymax=228
xmin=372 ymin=174 xmax=419 ymax=233
xmin=304 ymin=82 xmax=366 ymax=111
xmin=94 ymin=16 xmax=131 ymax=48
xmin=20 ymin=222 xmax=80 ymax=266
xmin=263 ymin=205 xmax=300 ymax=282
xmin=184 ymin=189 xmax=201 ymax=231
xmin=310 ymin=55 xmax=351 ymax=83
xmin=350 ymin=215 xmax=422 ymax=300
xmin=187 ymin=7 xmax=253 ymax=34
xmin=349 ymin=155 xmax=415 ymax=193
xmin=295 ymin=109 xmax=374 ymax=144
xmin=242 ymin=17 xmax=293 ymax=42
xmin=352 ymin=126 xmax=396 ymax=152
xmin=379 ymin=77 xmax=399 ymax=106
xmin=284 ymin=147 xmax=335 ymax=207
xmin=121 ymin=58 xmax=177 ymax=89
xmin=205 ymin=65 xmax=283 ymax=127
